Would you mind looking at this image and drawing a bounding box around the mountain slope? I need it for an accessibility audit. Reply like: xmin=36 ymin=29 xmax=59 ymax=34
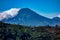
xmin=51 ymin=17 xmax=60 ymax=26
xmin=2 ymin=8 xmax=51 ymax=26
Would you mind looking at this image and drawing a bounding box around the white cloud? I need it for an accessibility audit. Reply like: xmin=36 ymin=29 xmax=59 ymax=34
xmin=0 ymin=8 xmax=20 ymax=21
xmin=57 ymin=14 xmax=60 ymax=18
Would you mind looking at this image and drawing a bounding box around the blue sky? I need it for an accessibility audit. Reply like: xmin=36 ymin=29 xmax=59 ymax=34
xmin=0 ymin=0 xmax=60 ymax=18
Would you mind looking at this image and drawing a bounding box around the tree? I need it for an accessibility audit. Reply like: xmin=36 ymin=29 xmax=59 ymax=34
xmin=20 ymin=32 xmax=31 ymax=40
xmin=55 ymin=25 xmax=58 ymax=28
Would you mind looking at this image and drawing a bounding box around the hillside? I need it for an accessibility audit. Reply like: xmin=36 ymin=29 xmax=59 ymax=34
xmin=0 ymin=22 xmax=60 ymax=40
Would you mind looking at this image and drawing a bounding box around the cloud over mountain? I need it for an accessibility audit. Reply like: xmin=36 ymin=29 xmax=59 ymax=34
xmin=0 ymin=8 xmax=20 ymax=21
xmin=57 ymin=14 xmax=60 ymax=18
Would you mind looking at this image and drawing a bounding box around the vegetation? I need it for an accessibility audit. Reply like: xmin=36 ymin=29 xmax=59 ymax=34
xmin=0 ymin=22 xmax=60 ymax=40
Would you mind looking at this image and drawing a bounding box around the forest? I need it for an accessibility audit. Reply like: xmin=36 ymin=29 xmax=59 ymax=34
xmin=0 ymin=22 xmax=60 ymax=40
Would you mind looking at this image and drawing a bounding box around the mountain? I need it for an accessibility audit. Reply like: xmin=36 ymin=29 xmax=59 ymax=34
xmin=51 ymin=17 xmax=60 ymax=26
xmin=52 ymin=17 xmax=60 ymax=21
xmin=1 ymin=8 xmax=51 ymax=26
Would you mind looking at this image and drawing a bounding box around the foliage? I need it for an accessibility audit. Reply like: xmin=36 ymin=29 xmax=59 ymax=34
xmin=0 ymin=22 xmax=60 ymax=40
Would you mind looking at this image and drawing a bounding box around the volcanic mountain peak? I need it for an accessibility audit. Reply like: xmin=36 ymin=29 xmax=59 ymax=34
xmin=20 ymin=8 xmax=31 ymax=10
xmin=1 ymin=8 xmax=60 ymax=26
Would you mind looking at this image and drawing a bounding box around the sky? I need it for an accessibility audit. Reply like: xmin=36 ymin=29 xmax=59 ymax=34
xmin=0 ymin=0 xmax=60 ymax=18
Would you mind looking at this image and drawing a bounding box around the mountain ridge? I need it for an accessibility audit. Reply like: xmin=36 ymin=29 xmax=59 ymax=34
xmin=1 ymin=8 xmax=60 ymax=26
